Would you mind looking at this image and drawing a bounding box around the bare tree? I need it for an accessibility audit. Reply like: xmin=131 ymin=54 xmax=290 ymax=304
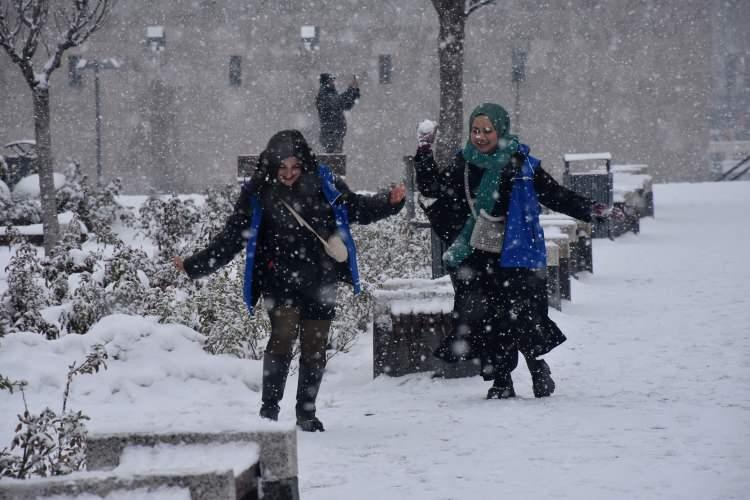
xmin=430 ymin=0 xmax=494 ymax=165
xmin=0 ymin=0 xmax=115 ymax=253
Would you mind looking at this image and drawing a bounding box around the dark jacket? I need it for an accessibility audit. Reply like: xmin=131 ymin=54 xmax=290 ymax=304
xmin=184 ymin=166 xmax=403 ymax=312
xmin=414 ymin=148 xmax=593 ymax=247
xmin=316 ymin=83 xmax=360 ymax=138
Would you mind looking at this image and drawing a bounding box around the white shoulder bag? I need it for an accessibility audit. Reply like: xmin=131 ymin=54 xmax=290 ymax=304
xmin=280 ymin=200 xmax=349 ymax=263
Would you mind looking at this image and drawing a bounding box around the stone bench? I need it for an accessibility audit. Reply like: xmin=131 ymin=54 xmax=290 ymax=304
xmin=545 ymin=242 xmax=561 ymax=311
xmin=612 ymin=164 xmax=654 ymax=218
xmin=372 ymin=277 xmax=479 ymax=378
xmin=541 ymin=214 xmax=593 ymax=274
xmin=0 ymin=211 xmax=88 ymax=246
xmin=0 ymin=441 xmax=259 ymax=500
xmin=543 ymin=229 xmax=571 ymax=301
xmin=0 ymin=430 xmax=299 ymax=500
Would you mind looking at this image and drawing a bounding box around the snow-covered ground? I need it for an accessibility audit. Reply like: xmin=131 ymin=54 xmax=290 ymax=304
xmin=1 ymin=181 xmax=749 ymax=499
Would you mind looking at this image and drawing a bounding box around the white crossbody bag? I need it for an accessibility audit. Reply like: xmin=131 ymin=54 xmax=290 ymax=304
xmin=280 ymin=200 xmax=349 ymax=263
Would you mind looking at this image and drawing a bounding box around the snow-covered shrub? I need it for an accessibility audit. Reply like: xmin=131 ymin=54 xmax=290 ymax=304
xmin=13 ymin=311 xmax=59 ymax=340
xmin=1 ymin=197 xmax=42 ymax=226
xmin=0 ymin=345 xmax=108 ymax=479
xmin=60 ymin=273 xmax=109 ymax=335
xmin=83 ymin=177 xmax=130 ymax=244
xmin=56 ymin=161 xmax=86 ymax=216
xmin=57 ymin=162 xmax=133 ymax=242
xmin=139 ymin=195 xmax=201 ymax=259
xmin=2 ymin=237 xmax=48 ymax=327
xmin=188 ymin=261 xmax=269 ymax=359
xmin=102 ymin=244 xmax=153 ymax=314
xmin=42 ymin=216 xmax=96 ymax=305
xmin=198 ymin=183 xmax=238 ymax=244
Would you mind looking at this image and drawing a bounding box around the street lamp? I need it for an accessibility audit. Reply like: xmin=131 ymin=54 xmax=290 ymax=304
xmin=76 ymin=57 xmax=121 ymax=186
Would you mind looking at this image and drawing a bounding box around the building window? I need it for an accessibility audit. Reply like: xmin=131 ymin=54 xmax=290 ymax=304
xmin=726 ymin=54 xmax=738 ymax=92
xmin=301 ymin=25 xmax=319 ymax=51
xmin=229 ymin=55 xmax=242 ymax=86
xmin=379 ymin=54 xmax=392 ymax=84
xmin=146 ymin=26 xmax=166 ymax=52
xmin=512 ymin=48 xmax=527 ymax=83
xmin=68 ymin=54 xmax=82 ymax=87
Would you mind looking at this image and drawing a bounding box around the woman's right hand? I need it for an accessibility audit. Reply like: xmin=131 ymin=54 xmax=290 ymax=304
xmin=417 ymin=119 xmax=437 ymax=150
xmin=172 ymin=256 xmax=186 ymax=274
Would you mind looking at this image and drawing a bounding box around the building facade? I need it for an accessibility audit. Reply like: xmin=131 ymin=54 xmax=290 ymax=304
xmin=0 ymin=0 xmax=740 ymax=193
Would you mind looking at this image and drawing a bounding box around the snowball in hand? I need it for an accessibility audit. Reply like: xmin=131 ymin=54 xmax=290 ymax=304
xmin=418 ymin=120 xmax=437 ymax=136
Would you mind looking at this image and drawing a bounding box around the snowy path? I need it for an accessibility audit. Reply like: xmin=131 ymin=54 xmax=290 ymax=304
xmin=297 ymin=182 xmax=750 ymax=500
xmin=1 ymin=182 xmax=748 ymax=499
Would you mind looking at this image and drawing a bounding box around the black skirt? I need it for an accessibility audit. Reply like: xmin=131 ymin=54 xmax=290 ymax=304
xmin=435 ymin=251 xmax=566 ymax=366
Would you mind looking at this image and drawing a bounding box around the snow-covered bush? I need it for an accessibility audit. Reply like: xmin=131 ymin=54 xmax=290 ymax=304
xmin=60 ymin=273 xmax=109 ymax=335
xmin=198 ymin=183 xmax=238 ymax=244
xmin=139 ymin=195 xmax=201 ymax=259
xmin=58 ymin=163 xmax=133 ymax=243
xmin=0 ymin=197 xmax=42 ymax=226
xmin=1 ymin=237 xmax=49 ymax=331
xmin=43 ymin=216 xmax=97 ymax=305
xmin=168 ymin=259 xmax=270 ymax=359
xmin=56 ymin=161 xmax=86 ymax=216
xmin=0 ymin=345 xmax=108 ymax=479
xmin=83 ymin=177 xmax=131 ymax=244
xmin=102 ymin=244 xmax=154 ymax=314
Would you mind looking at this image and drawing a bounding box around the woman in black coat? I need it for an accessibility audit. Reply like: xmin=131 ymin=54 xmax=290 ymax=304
xmin=174 ymin=130 xmax=405 ymax=431
xmin=414 ymin=103 xmax=610 ymax=399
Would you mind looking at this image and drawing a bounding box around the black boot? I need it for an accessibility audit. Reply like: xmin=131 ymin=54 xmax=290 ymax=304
xmin=295 ymin=361 xmax=326 ymax=432
xmin=526 ymin=358 xmax=555 ymax=398
xmin=259 ymin=352 xmax=291 ymax=421
xmin=487 ymin=372 xmax=516 ymax=399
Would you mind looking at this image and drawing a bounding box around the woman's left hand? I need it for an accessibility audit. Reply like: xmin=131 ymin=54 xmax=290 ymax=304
xmin=389 ymin=183 xmax=406 ymax=205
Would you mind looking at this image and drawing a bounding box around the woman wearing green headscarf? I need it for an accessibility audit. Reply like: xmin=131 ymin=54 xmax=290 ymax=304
xmin=414 ymin=103 xmax=606 ymax=399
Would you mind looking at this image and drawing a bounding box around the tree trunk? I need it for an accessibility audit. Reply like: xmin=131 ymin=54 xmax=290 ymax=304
xmin=32 ymin=87 xmax=60 ymax=253
xmin=434 ymin=7 xmax=466 ymax=167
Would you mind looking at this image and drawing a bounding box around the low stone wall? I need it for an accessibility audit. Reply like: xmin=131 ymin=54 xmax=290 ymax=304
xmin=0 ymin=429 xmax=299 ymax=500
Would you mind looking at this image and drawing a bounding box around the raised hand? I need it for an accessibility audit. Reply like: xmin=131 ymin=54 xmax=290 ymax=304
xmin=389 ymin=183 xmax=406 ymax=205
xmin=417 ymin=119 xmax=437 ymax=149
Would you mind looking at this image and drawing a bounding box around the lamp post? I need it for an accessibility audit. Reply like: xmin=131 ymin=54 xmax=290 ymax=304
xmin=77 ymin=57 xmax=121 ymax=186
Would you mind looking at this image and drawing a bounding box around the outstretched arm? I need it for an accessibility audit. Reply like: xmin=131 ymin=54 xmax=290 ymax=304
xmin=338 ymin=86 xmax=360 ymax=110
xmin=534 ymin=166 xmax=594 ymax=222
xmin=334 ymin=177 xmax=405 ymax=225
xmin=177 ymin=183 xmax=256 ymax=278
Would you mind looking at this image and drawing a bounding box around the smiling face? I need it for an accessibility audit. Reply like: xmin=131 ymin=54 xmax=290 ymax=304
xmin=277 ymin=156 xmax=302 ymax=186
xmin=470 ymin=115 xmax=499 ymax=154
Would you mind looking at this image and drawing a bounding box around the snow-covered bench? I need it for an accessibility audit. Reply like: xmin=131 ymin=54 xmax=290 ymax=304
xmin=0 ymin=429 xmax=299 ymax=500
xmin=541 ymin=214 xmax=592 ymax=275
xmin=545 ymin=242 xmax=562 ymax=311
xmin=612 ymin=164 xmax=654 ymax=218
xmin=544 ymin=229 xmax=571 ymax=302
xmin=0 ymin=211 xmax=88 ymax=246
xmin=372 ymin=277 xmax=478 ymax=378
xmin=0 ymin=441 xmax=259 ymax=500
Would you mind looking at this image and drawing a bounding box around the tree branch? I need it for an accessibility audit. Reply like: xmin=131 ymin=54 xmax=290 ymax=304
xmin=42 ymin=0 xmax=113 ymax=80
xmin=465 ymin=0 xmax=494 ymax=16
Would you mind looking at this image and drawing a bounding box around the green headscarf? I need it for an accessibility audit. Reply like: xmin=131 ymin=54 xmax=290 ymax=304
xmin=443 ymin=103 xmax=519 ymax=268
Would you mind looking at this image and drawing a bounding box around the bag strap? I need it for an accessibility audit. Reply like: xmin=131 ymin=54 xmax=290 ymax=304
xmin=280 ymin=199 xmax=329 ymax=247
xmin=464 ymin=164 xmax=505 ymax=222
